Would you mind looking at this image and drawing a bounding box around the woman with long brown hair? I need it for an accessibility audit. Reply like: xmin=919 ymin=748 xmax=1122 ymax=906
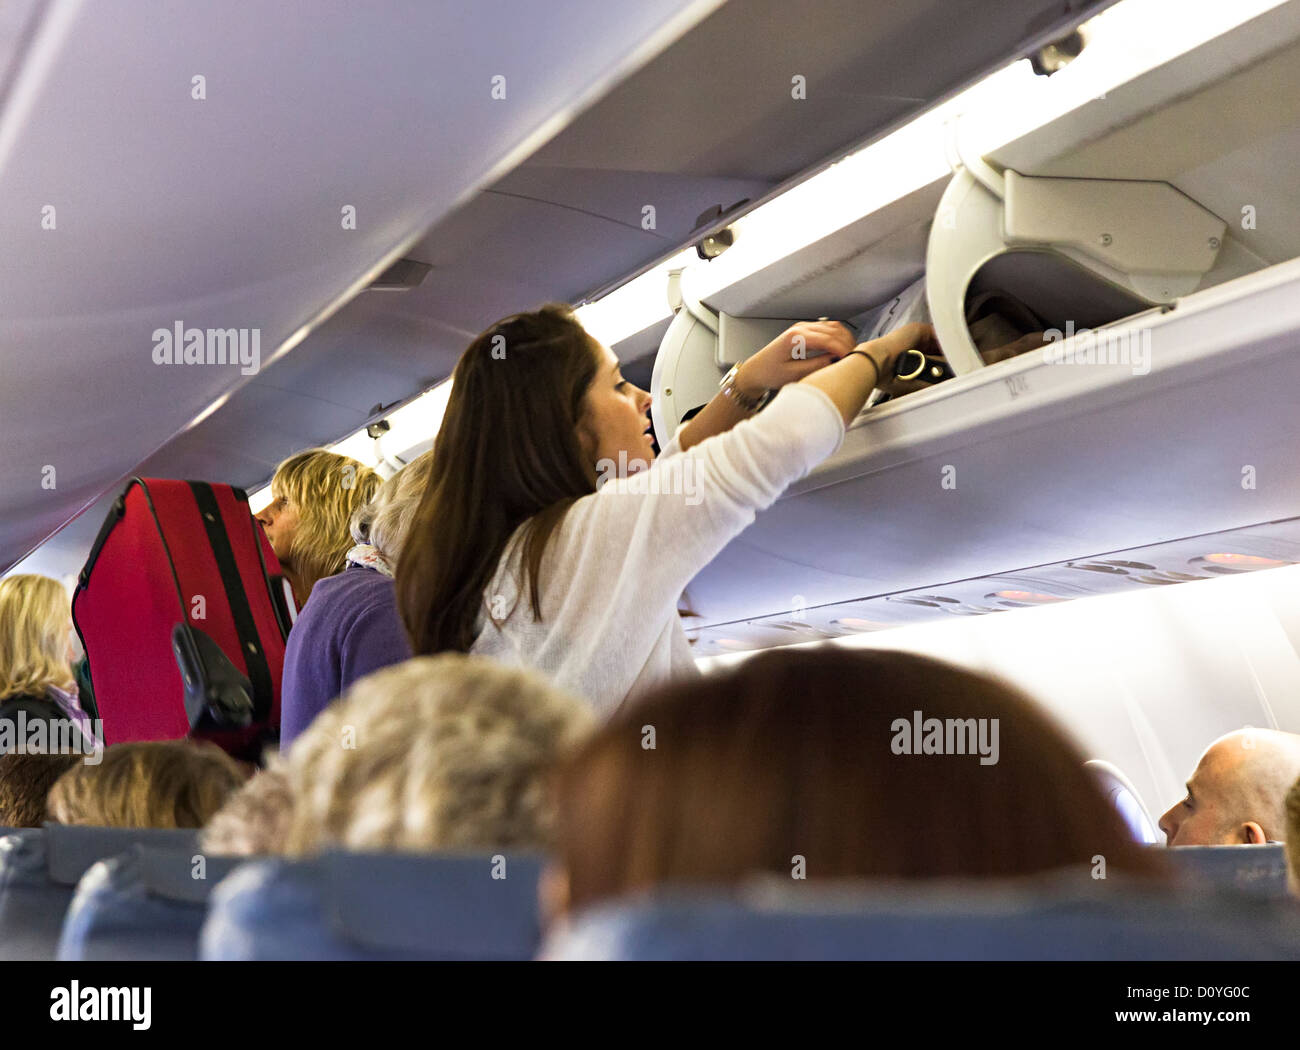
xmin=398 ymin=303 xmax=930 ymax=713
xmin=547 ymin=647 xmax=1166 ymax=917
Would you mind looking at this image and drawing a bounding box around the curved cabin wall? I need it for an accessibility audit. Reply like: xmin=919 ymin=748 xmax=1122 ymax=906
xmin=699 ymin=561 xmax=1300 ymax=840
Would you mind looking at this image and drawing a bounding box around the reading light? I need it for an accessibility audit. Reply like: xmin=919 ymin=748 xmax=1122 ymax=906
xmin=1194 ymin=553 xmax=1293 ymax=572
xmin=988 ymin=590 xmax=1063 ymax=604
xmin=831 ymin=618 xmax=885 ymax=632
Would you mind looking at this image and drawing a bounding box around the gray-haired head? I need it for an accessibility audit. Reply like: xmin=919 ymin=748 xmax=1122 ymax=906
xmin=348 ymin=450 xmax=434 ymax=563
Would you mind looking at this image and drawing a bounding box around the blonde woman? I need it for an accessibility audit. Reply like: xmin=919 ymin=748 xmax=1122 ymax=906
xmin=0 ymin=574 xmax=96 ymax=752
xmin=46 ymin=740 xmax=246 ymax=828
xmin=254 ymin=449 xmax=380 ymax=607
xmin=280 ymin=451 xmax=433 ymax=748
xmin=283 ymin=654 xmax=593 ymax=855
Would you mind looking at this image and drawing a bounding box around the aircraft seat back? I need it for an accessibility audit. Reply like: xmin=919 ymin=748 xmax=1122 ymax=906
xmin=541 ymin=875 xmax=1300 ymax=961
xmin=1161 ymin=844 xmax=1291 ymax=900
xmin=1084 ymin=760 xmax=1160 ymax=844
xmin=58 ymin=844 xmax=244 ymax=961
xmin=200 ymin=851 xmax=544 ymax=960
xmin=0 ymin=825 xmax=196 ymax=960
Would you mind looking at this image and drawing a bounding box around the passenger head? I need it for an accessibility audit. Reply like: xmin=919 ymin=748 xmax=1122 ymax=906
xmin=199 ymin=762 xmax=293 ymax=857
xmin=256 ymin=449 xmax=380 ymax=604
xmin=349 ymin=450 xmax=434 ymax=567
xmin=0 ymin=752 xmax=80 ymax=826
xmin=0 ymin=574 xmax=77 ymax=701
xmin=1286 ymin=775 xmax=1300 ymax=898
xmin=397 ymin=304 xmax=650 ymax=654
xmin=1158 ymin=729 xmax=1300 ymax=846
xmin=550 ymin=647 xmax=1162 ymax=918
xmin=46 ymin=740 xmax=246 ymax=829
xmin=283 ymin=654 xmax=593 ymax=855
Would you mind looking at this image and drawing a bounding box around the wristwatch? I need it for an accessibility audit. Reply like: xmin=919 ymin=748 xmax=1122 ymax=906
xmin=719 ymin=363 xmax=765 ymax=412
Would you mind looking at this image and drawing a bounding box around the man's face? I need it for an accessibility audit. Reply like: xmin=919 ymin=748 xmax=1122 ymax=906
xmin=1159 ymin=742 xmax=1248 ymax=846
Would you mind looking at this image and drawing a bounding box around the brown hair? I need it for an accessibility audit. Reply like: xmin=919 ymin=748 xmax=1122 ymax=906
xmin=554 ymin=647 xmax=1165 ymax=913
xmin=0 ymin=752 xmax=80 ymax=827
xmin=397 ymin=305 xmax=601 ymax=654
xmin=46 ymin=740 xmax=247 ymax=829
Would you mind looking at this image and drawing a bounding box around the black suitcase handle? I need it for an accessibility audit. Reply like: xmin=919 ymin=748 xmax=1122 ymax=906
xmin=172 ymin=623 xmax=254 ymax=730
xmin=79 ymin=490 xmax=129 ymax=589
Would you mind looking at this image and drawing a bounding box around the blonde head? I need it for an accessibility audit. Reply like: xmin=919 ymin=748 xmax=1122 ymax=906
xmin=284 ymin=654 xmax=594 ymax=856
xmin=0 ymin=574 xmax=75 ymax=701
xmin=200 ymin=760 xmax=294 ymax=856
xmin=46 ymin=740 xmax=247 ymax=829
xmin=271 ymin=449 xmax=380 ymax=598
xmin=350 ymin=450 xmax=434 ymax=565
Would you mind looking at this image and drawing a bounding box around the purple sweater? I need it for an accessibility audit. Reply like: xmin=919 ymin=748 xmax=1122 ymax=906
xmin=280 ymin=564 xmax=412 ymax=750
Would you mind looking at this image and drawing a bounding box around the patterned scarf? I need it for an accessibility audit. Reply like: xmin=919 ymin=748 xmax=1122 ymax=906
xmin=345 ymin=543 xmax=393 ymax=578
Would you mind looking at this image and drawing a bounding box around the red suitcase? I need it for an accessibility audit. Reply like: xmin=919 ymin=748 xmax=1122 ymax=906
xmin=73 ymin=478 xmax=294 ymax=760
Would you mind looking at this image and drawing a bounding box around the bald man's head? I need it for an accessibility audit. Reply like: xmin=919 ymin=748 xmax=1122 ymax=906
xmin=1159 ymin=729 xmax=1300 ymax=847
xmin=1286 ymin=776 xmax=1300 ymax=899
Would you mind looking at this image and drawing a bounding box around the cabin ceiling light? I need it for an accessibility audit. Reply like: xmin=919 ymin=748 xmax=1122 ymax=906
xmin=573 ymin=246 xmax=697 ymax=347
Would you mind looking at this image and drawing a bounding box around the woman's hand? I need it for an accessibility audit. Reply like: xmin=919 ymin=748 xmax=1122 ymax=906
xmin=798 ymin=322 xmax=941 ymax=425
xmin=865 ymin=322 xmax=941 ymax=394
xmin=733 ymin=321 xmax=857 ymax=397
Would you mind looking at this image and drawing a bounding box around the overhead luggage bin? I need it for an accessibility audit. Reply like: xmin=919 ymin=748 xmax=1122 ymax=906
xmin=647 ymin=3 xmax=1300 ymax=644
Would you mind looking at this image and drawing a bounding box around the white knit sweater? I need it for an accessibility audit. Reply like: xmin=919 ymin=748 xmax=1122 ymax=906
xmin=470 ymin=383 xmax=846 ymax=715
